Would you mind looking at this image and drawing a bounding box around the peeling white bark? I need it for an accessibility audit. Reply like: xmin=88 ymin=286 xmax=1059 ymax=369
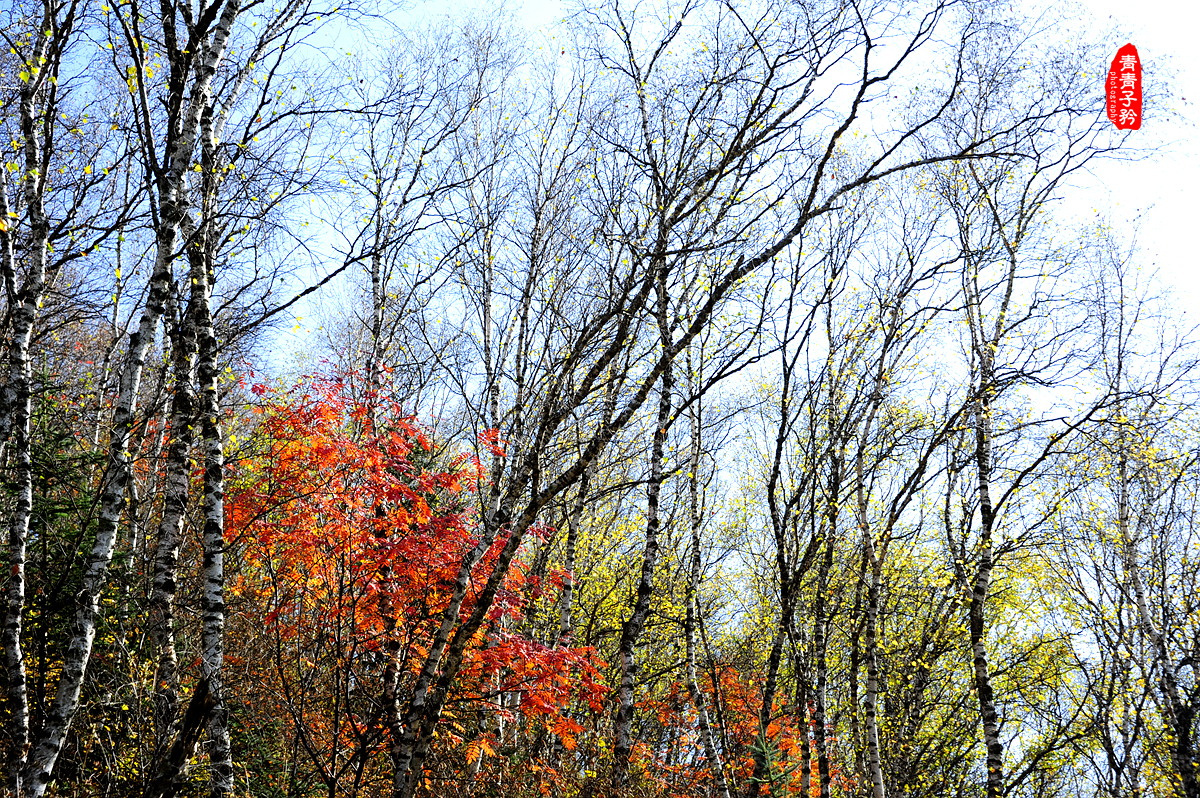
xmin=0 ymin=5 xmax=77 ymax=791
xmin=19 ymin=2 xmax=242 ymax=793
xmin=148 ymin=288 xmax=198 ymax=753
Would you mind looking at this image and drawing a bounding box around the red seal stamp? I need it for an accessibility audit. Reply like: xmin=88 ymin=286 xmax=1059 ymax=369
xmin=1106 ymin=43 xmax=1142 ymax=130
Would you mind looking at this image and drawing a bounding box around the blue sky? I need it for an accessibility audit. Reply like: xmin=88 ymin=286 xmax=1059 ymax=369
xmin=501 ymin=0 xmax=1200 ymax=303
xmin=273 ymin=0 xmax=1197 ymax=355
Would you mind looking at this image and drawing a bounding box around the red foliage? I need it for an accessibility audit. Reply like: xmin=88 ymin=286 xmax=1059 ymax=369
xmin=635 ymin=666 xmax=852 ymax=798
xmin=225 ymin=375 xmax=605 ymax=785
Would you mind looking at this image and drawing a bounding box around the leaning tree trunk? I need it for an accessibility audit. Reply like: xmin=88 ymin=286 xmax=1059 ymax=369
xmin=23 ymin=196 xmax=176 ymax=798
xmin=392 ymin=234 xmax=669 ymax=798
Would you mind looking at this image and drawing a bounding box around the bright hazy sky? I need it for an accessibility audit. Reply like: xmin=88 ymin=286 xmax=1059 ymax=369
xmin=278 ymin=0 xmax=1198 ymax=368
xmin=1073 ymin=0 xmax=1200 ymax=303
xmin=500 ymin=0 xmax=1200 ymax=302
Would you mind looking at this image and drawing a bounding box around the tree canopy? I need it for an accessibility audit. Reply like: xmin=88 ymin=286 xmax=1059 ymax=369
xmin=0 ymin=0 xmax=1192 ymax=797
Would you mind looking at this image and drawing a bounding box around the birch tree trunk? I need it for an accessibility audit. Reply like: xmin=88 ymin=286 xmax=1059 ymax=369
xmin=612 ymin=258 xmax=675 ymax=788
xmin=797 ymin=671 xmax=812 ymax=798
xmin=557 ymin=468 xmax=590 ymax=646
xmin=19 ymin=3 xmax=242 ymax=793
xmin=862 ymin=542 xmax=886 ymax=798
xmin=858 ymin=426 xmax=886 ymax=798
xmin=969 ymin=376 xmax=1004 ymax=798
xmin=22 ymin=190 xmax=175 ymax=798
xmin=195 ymin=243 xmax=232 ymax=798
xmin=812 ymin=505 xmax=837 ymax=798
xmin=0 ymin=12 xmax=60 ymax=785
xmin=148 ymin=285 xmax=198 ymax=756
xmin=812 ymin=349 xmax=843 ymax=798
xmin=192 ymin=93 xmax=232 ymax=797
xmin=611 ymin=366 xmax=673 ymax=788
xmin=1118 ymin=430 xmax=1200 ymax=798
xmin=964 ymin=270 xmax=1005 ymax=798
xmin=682 ymin=401 xmax=731 ymax=798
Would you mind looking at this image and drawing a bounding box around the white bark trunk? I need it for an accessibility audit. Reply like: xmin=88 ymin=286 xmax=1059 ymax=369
xmin=863 ymin=552 xmax=885 ymax=798
xmin=969 ymin=361 xmax=1004 ymax=798
xmin=20 ymin=3 xmax=242 ymax=792
xmin=1118 ymin=436 xmax=1199 ymax=797
xmin=613 ymin=269 xmax=674 ymax=787
xmin=196 ymin=258 xmax=232 ymax=798
xmin=0 ymin=135 xmax=47 ymax=798
xmin=683 ymin=405 xmax=731 ymax=798
xmin=148 ymin=288 xmax=198 ymax=752
xmin=812 ymin=529 xmax=835 ymax=798
xmin=0 ymin=11 xmax=73 ymax=789
xmin=856 ymin=382 xmax=886 ymax=798
xmin=557 ymin=469 xmax=590 ymax=646
xmin=192 ymin=92 xmax=232 ymax=798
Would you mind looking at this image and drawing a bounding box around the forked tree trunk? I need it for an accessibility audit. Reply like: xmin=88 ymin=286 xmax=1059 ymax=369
xmin=145 ymin=680 xmax=216 ymax=798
